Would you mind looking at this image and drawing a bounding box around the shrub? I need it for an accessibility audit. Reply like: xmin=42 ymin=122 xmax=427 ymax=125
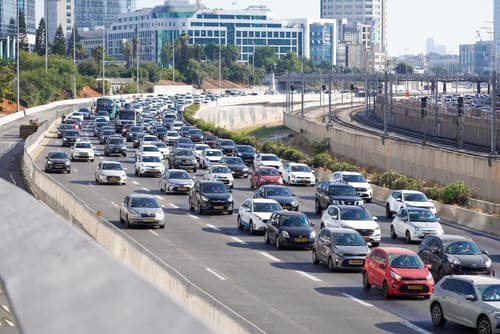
xmin=371 ymin=170 xmax=404 ymax=188
xmin=441 ymin=182 xmax=470 ymax=206
xmin=310 ymin=153 xmax=334 ymax=168
xmin=424 ymin=185 xmax=442 ymax=201
xmin=310 ymin=139 xmax=330 ymax=154
xmin=281 ymin=147 xmax=305 ymax=162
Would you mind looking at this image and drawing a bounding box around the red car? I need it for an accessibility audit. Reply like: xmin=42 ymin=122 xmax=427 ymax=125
xmin=362 ymin=247 xmax=434 ymax=299
xmin=250 ymin=167 xmax=283 ymax=189
xmin=204 ymin=134 xmax=219 ymax=148
xmin=64 ymin=118 xmax=80 ymax=131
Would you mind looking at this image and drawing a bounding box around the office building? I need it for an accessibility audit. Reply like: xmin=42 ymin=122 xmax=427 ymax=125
xmin=0 ymin=0 xmax=36 ymax=59
xmin=75 ymin=0 xmax=136 ymax=29
xmin=46 ymin=0 xmax=75 ymax=42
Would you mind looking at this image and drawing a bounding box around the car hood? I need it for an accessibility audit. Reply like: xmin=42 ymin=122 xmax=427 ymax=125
xmin=227 ymin=164 xmax=247 ymax=170
xmin=168 ymin=179 xmax=194 ymax=186
xmin=254 ymin=212 xmax=273 ymax=220
xmin=280 ymin=226 xmax=313 ymax=236
xmin=207 ymin=156 xmax=223 ymax=161
xmin=260 ymin=161 xmax=282 ymax=167
xmin=74 ymin=148 xmax=93 ymax=153
xmin=410 ymin=221 xmax=441 ymax=229
xmin=405 ymin=201 xmax=434 ymax=208
xmin=100 ymin=170 xmax=125 ymax=176
xmin=48 ymin=158 xmax=68 ymax=163
xmin=267 ymin=195 xmax=295 ymax=204
xmin=340 ymin=220 xmax=379 ymax=229
xmin=130 ymin=208 xmax=162 ymax=215
xmin=484 ymin=301 xmax=500 ymax=309
xmin=390 ymin=267 xmax=430 ymax=279
xmin=447 ymin=254 xmax=491 ymax=267
xmin=333 ymin=245 xmax=370 ymax=255
xmin=290 ymin=172 xmax=314 ymax=178
xmin=330 ymin=195 xmax=362 ymax=201
xmin=176 ymin=155 xmax=195 ymax=159
xmin=140 ymin=162 xmax=163 ymax=168
xmin=202 ymin=192 xmax=231 ymax=200
xmin=347 ymin=182 xmax=370 ymax=188
xmin=213 ymin=173 xmax=233 ymax=179
xmin=259 ymin=175 xmax=282 ymax=182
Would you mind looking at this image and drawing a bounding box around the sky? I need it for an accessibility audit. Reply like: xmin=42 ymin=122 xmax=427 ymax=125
xmin=37 ymin=0 xmax=493 ymax=56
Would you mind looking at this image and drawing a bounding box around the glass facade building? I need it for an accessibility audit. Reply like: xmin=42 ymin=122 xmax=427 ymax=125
xmin=75 ymin=0 xmax=136 ymax=29
xmin=0 ymin=0 xmax=35 ymax=59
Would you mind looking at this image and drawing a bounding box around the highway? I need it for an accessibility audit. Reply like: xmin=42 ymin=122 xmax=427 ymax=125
xmin=33 ymin=119 xmax=500 ymax=334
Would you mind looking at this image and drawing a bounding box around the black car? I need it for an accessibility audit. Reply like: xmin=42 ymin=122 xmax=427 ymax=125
xmin=216 ymin=138 xmax=236 ymax=155
xmin=133 ymin=133 xmax=145 ymax=148
xmin=155 ymin=127 xmax=168 ymax=140
xmin=220 ymin=156 xmax=249 ymax=178
xmin=127 ymin=126 xmax=143 ymax=142
xmin=62 ymin=130 xmax=80 ymax=147
xmin=315 ymin=181 xmax=363 ymax=214
xmin=104 ymin=136 xmax=127 ymax=157
xmin=188 ymin=180 xmax=233 ymax=215
xmin=99 ymin=128 xmax=115 ymax=144
xmin=57 ymin=123 xmax=74 ymax=138
xmin=264 ymin=211 xmax=315 ymax=249
xmin=45 ymin=151 xmax=71 ymax=173
xmin=93 ymin=121 xmax=108 ymax=137
xmin=174 ymin=137 xmax=194 ymax=150
xmin=188 ymin=128 xmax=204 ymax=143
xmin=234 ymin=145 xmax=257 ymax=164
xmin=180 ymin=125 xmax=195 ymax=137
xmin=253 ymin=185 xmax=299 ymax=211
xmin=418 ymin=234 xmax=494 ymax=280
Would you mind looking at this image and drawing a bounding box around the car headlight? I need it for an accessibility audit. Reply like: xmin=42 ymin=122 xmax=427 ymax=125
xmin=374 ymin=226 xmax=380 ymax=232
xmin=357 ymin=200 xmax=364 ymax=206
xmin=291 ymin=200 xmax=299 ymax=206
xmin=47 ymin=161 xmax=53 ymax=165
xmin=242 ymin=167 xmax=248 ymax=172
xmin=485 ymin=259 xmax=492 ymax=267
xmin=129 ymin=211 xmax=141 ymax=219
xmin=390 ymin=271 xmax=402 ymax=281
xmin=493 ymin=311 xmax=500 ymax=320
xmin=228 ymin=195 xmax=233 ymax=202
xmin=281 ymin=230 xmax=290 ymax=238
xmin=309 ymin=231 xmax=316 ymax=239
xmin=65 ymin=161 xmax=70 ymax=166
xmin=156 ymin=212 xmax=164 ymax=219
xmin=426 ymin=272 xmax=433 ymax=281
xmin=200 ymin=195 xmax=209 ymax=202
xmin=451 ymin=259 xmax=461 ymax=265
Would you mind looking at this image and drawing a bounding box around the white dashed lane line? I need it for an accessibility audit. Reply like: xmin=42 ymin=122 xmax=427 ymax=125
xmin=169 ymin=203 xmax=179 ymax=209
xmin=206 ymin=268 xmax=226 ymax=281
xmin=131 ymin=181 xmax=139 ymax=185
xmin=295 ymin=270 xmax=322 ymax=282
xmin=206 ymin=224 xmax=219 ymax=230
xmin=141 ymin=187 xmax=150 ymax=192
xmin=149 ymin=230 xmax=159 ymax=237
xmin=342 ymin=293 xmax=374 ymax=307
xmin=230 ymin=236 xmax=247 ymax=244
xmin=187 ymin=214 xmax=199 ymax=220
xmin=110 ymin=201 xmax=119 ymax=209
xmin=401 ymin=321 xmax=432 ymax=334
xmin=259 ymin=251 xmax=282 ymax=262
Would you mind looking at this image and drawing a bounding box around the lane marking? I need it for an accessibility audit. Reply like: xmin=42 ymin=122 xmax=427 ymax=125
xmin=149 ymin=230 xmax=159 ymax=236
xmin=73 ymin=168 xmax=78 ymax=173
xmin=295 ymin=270 xmax=322 ymax=282
xmin=142 ymin=187 xmax=150 ymax=192
xmin=342 ymin=293 xmax=374 ymax=307
xmin=1 ymin=304 xmax=10 ymax=313
xmin=132 ymin=181 xmax=139 ymax=185
xmin=206 ymin=223 xmax=220 ymax=230
xmin=110 ymin=201 xmax=119 ymax=209
xmin=206 ymin=268 xmax=226 ymax=281
xmin=230 ymin=236 xmax=247 ymax=244
xmin=401 ymin=321 xmax=433 ymax=334
xmin=187 ymin=214 xmax=199 ymax=220
xmin=259 ymin=251 xmax=282 ymax=263
xmin=32 ymin=134 xmax=54 ymax=161
xmin=169 ymin=203 xmax=179 ymax=209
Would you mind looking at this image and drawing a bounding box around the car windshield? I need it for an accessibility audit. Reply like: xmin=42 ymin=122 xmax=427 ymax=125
xmin=408 ymin=209 xmax=438 ymax=222
xmin=282 ymin=215 xmax=309 ymax=227
xmin=157 ymin=128 xmax=167 ymax=133
xmin=220 ymin=140 xmax=235 ymax=146
xmin=388 ymin=254 xmax=424 ymax=269
xmin=206 ymin=150 xmax=223 ymax=157
xmin=265 ymin=187 xmax=292 ymax=197
xmin=60 ymin=124 xmax=73 ymax=130
xmin=49 ymin=152 xmax=67 ymax=159
xmin=254 ymin=202 xmax=282 ymax=213
xmin=224 ymin=157 xmax=243 ymax=164
xmin=169 ymin=171 xmax=190 ymax=179
xmin=342 ymin=174 xmax=366 ymax=182
xmin=339 ymin=208 xmax=372 ymax=220
xmin=178 ymin=138 xmax=192 ymax=143
xmin=108 ymin=139 xmax=123 ymax=145
xmin=143 ymin=146 xmax=159 ymax=152
xmin=333 ymin=232 xmax=366 ymax=246
xmin=205 ymin=135 xmax=217 ymax=141
xmin=155 ymin=142 xmax=167 ymax=148
xmin=201 ymin=183 xmax=228 ymax=193
xmin=403 ymin=193 xmax=428 ymax=202
xmin=167 ymin=132 xmax=179 ymax=136
xmin=103 ymin=130 xmax=114 ymax=135
xmin=261 ymin=155 xmax=279 ymax=161
xmin=76 ymin=143 xmax=92 ymax=148
xmin=444 ymin=240 xmax=481 ymax=255
xmin=259 ymin=168 xmax=280 ymax=176
xmin=195 ymin=145 xmax=209 ymax=151
xmin=130 ymin=197 xmax=160 ymax=208
xmin=65 ymin=131 xmax=79 ymax=136
xmin=130 ymin=126 xmax=142 ymax=132
xmin=328 ymin=186 xmax=357 ymax=196
xmin=478 ymin=284 xmax=500 ymax=302
xmin=237 ymin=146 xmax=254 ymax=153
xmin=102 ymin=163 xmax=122 ymax=170
xmin=176 ymin=149 xmax=193 ymax=156
xmin=142 ymin=156 xmax=161 ymax=163
xmin=189 ymin=130 xmax=202 ymax=135
xmin=144 ymin=136 xmax=157 ymax=142
xmin=291 ymin=165 xmax=311 ymax=172
xmin=212 ymin=166 xmax=230 ymax=173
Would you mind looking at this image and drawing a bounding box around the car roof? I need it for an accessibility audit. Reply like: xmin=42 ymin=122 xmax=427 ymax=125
xmin=323 ymin=227 xmax=360 ymax=234
xmin=374 ymin=247 xmax=416 ymax=254
xmin=398 ymin=190 xmax=425 ymax=194
xmin=277 ymin=211 xmax=306 ymax=217
xmin=127 ymin=193 xmax=156 ymax=199
xmin=259 ymin=153 xmax=277 ymax=157
xmin=197 ymin=180 xmax=224 ymax=185
xmin=250 ymin=198 xmax=280 ymax=204
xmin=261 ymin=185 xmax=287 ymax=189
xmin=324 ymin=181 xmax=353 ymax=187
xmin=287 ymin=162 xmax=308 ymax=166
xmin=167 ymin=169 xmax=189 ymax=174
xmin=101 ymin=160 xmax=121 ymax=165
xmin=442 ymin=275 xmax=500 ymax=285
xmin=335 ymin=171 xmax=362 ymax=175
xmin=436 ymin=234 xmax=471 ymax=242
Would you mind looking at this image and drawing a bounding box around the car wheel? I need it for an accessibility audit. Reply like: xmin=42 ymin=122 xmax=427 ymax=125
xmin=362 ymin=271 xmax=371 ymax=289
xmin=382 ymin=280 xmax=391 ymax=299
xmin=196 ymin=203 xmax=203 ymax=215
xmin=430 ymin=302 xmax=446 ymax=326
xmin=124 ymin=215 xmax=130 ymax=228
xmin=371 ymin=242 xmax=379 ymax=247
xmin=477 ymin=316 xmax=492 ymax=334
xmin=96 ymin=177 xmax=101 ymax=185
xmin=328 ymin=256 xmax=335 ymax=272
xmin=320 ymin=223 xmax=325 ymax=229
xmin=315 ymin=200 xmax=321 ymax=214
xmin=386 ymin=204 xmax=393 ymax=218
xmin=189 ymin=199 xmax=194 ymax=211
xmin=250 ymin=181 xmax=254 ymax=189
xmin=390 ymin=225 xmax=397 ymax=239
xmin=275 ymin=236 xmax=281 ymax=249
xmin=193 ymin=167 xmax=197 ymax=173
xmin=405 ymin=230 xmax=412 ymax=244
xmin=312 ymin=249 xmax=319 ymax=264
xmin=135 ymin=169 xmax=138 ymax=176
xmin=237 ymin=216 xmax=243 ymax=230
xmin=264 ymin=230 xmax=270 ymax=244
xmin=249 ymin=221 xmax=255 ymax=235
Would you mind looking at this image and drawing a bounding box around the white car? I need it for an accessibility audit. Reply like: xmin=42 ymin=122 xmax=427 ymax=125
xmin=200 ymin=149 xmax=224 ymax=169
xmin=320 ymin=205 xmax=381 ymax=246
xmin=203 ymin=164 xmax=234 ymax=188
xmin=385 ymin=190 xmax=437 ymax=218
xmin=331 ymin=171 xmax=373 ymax=202
xmin=165 ymin=130 xmax=181 ymax=146
xmin=141 ymin=134 xmax=160 ymax=146
xmin=135 ymin=155 xmax=165 ymax=177
xmin=69 ymin=112 xmax=84 ymax=122
xmin=172 ymin=121 xmax=184 ymax=132
xmin=282 ymin=162 xmax=315 ymax=186
xmin=390 ymin=207 xmax=444 ymax=243
xmin=135 ymin=144 xmax=163 ymax=161
xmin=237 ymin=198 xmax=282 ymax=235
xmin=154 ymin=142 xmax=170 ymax=160
xmin=253 ymin=153 xmax=283 ymax=173
xmin=71 ymin=141 xmax=95 ymax=161
xmin=95 ymin=161 xmax=127 ymax=185
xmin=193 ymin=144 xmax=210 ymax=163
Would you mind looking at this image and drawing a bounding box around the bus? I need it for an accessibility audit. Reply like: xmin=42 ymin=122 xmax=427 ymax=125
xmin=115 ymin=109 xmax=137 ymax=133
xmin=96 ymin=97 xmax=118 ymax=120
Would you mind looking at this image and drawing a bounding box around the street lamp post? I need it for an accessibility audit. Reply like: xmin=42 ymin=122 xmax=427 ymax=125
xmin=16 ymin=0 xmax=21 ymax=115
xmin=73 ymin=25 xmax=76 ymax=99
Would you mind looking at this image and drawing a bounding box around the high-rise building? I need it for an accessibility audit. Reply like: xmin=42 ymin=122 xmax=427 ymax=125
xmin=75 ymin=0 xmax=136 ymax=29
xmin=46 ymin=0 xmax=75 ymax=42
xmin=494 ymin=0 xmax=500 ymax=74
xmin=320 ymin=0 xmax=386 ymax=71
xmin=0 ymin=0 xmax=36 ymax=59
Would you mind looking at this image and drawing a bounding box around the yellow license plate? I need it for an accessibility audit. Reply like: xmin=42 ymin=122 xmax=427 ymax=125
xmin=143 ymin=218 xmax=155 ymax=223
xmin=282 ymin=205 xmax=290 ymax=209
xmin=363 ymin=236 xmax=371 ymax=240
xmin=407 ymin=285 xmax=423 ymax=290
xmin=349 ymin=260 xmax=364 ymax=265
xmin=295 ymin=237 xmax=308 ymax=243
xmin=214 ymin=205 xmax=224 ymax=209
xmin=178 ymin=187 xmax=187 ymax=191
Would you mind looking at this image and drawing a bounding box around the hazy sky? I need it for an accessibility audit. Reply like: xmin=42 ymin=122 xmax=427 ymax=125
xmin=37 ymin=0 xmax=493 ymax=56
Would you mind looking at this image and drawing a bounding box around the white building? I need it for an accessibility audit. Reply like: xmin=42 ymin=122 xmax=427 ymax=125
xmin=46 ymin=0 xmax=75 ymax=42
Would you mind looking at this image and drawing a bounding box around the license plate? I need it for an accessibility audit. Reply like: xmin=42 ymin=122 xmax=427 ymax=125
xmin=295 ymin=237 xmax=308 ymax=243
xmin=407 ymin=285 xmax=424 ymax=290
xmin=55 ymin=166 xmax=64 ymax=169
xmin=349 ymin=260 xmax=364 ymax=265
xmin=363 ymin=236 xmax=371 ymax=240
xmin=214 ymin=205 xmax=224 ymax=209
xmin=282 ymin=205 xmax=290 ymax=209
xmin=110 ymin=177 xmax=119 ymax=182
xmin=143 ymin=218 xmax=155 ymax=223
xmin=177 ymin=187 xmax=187 ymax=191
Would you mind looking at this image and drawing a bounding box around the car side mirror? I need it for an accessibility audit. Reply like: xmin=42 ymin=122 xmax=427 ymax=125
xmin=482 ymin=250 xmax=489 ymax=255
xmin=378 ymin=263 xmax=386 ymax=269
xmin=426 ymin=264 xmax=432 ymax=270
xmin=332 ymin=215 xmax=338 ymax=220
xmin=431 ymin=247 xmax=441 ymax=254
xmin=465 ymin=294 xmax=477 ymax=301
xmin=310 ymin=221 xmax=315 ymax=227
xmin=396 ymin=198 xmax=402 ymax=202
xmin=325 ymin=240 xmax=331 ymax=246
xmin=372 ymin=216 xmax=378 ymax=221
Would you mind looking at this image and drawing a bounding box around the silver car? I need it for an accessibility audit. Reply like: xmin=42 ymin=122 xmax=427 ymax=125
xmin=430 ymin=275 xmax=500 ymax=333
xmin=119 ymin=194 xmax=165 ymax=228
xmin=159 ymin=169 xmax=194 ymax=194
xmin=95 ymin=161 xmax=127 ymax=185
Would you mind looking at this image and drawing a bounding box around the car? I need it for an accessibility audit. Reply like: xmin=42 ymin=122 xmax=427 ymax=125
xmin=204 ymin=134 xmax=219 ymax=148
xmin=45 ymin=151 xmax=71 ymax=173
xmin=119 ymin=194 xmax=165 ymax=228
xmin=154 ymin=142 xmax=170 ymax=160
xmin=165 ymin=130 xmax=181 ymax=146
xmin=180 ymin=125 xmax=195 ymax=137
xmin=188 ymin=180 xmax=233 ymax=215
xmin=78 ymin=107 xmax=91 ymax=119
xmin=216 ymin=138 xmax=237 ymax=155
xmin=220 ymin=156 xmax=249 ymax=178
xmin=429 ymin=275 xmax=500 ymax=333
xmin=253 ymin=185 xmax=299 ymax=211
xmin=200 ymin=148 xmax=224 ymax=169
xmin=155 ymin=127 xmax=168 ymax=140
xmin=331 ymin=171 xmax=373 ymax=202
xmin=174 ymin=137 xmax=194 ymax=150
xmin=362 ymin=247 xmax=434 ymax=299
xmin=234 ymin=145 xmax=257 ymax=164
xmin=169 ymin=148 xmax=197 ymax=172
xmin=250 ymin=167 xmax=283 ymax=189
xmin=104 ymin=136 xmax=127 ymax=157
xmin=203 ymin=164 xmax=234 ymax=189
xmin=99 ymin=128 xmax=115 ymax=144
xmin=64 ymin=118 xmax=80 ymax=131
xmin=253 ymin=153 xmax=283 ymax=173
xmin=320 ymin=205 xmax=381 ymax=246
xmin=57 ymin=123 xmax=74 ymax=138
xmin=237 ymin=198 xmax=282 ymax=234
xmin=385 ymin=190 xmax=437 ymax=218
xmin=71 ymin=141 xmax=95 ymax=161
xmin=171 ymin=121 xmax=184 ymax=132
xmin=95 ymin=160 xmax=127 ymax=185
xmin=264 ymin=211 xmax=315 ymax=249
xmin=282 ymin=162 xmax=316 ymax=186
xmin=315 ymin=181 xmax=364 ymax=214
xmin=135 ymin=155 xmax=165 ymax=177
xmin=390 ymin=207 xmax=444 ymax=243
xmin=418 ymin=235 xmax=494 ymax=280
xmin=187 ymin=128 xmax=204 ymax=143
xmin=159 ymin=169 xmax=194 ymax=194
xmin=141 ymin=134 xmax=160 ymax=146
xmin=61 ymin=129 xmax=80 ymax=147
xmin=133 ymin=133 xmax=146 ymax=148
xmin=136 ymin=144 xmax=163 ymax=161
xmin=96 ymin=110 xmax=110 ymax=123
xmin=93 ymin=121 xmax=108 ymax=137
xmin=70 ymin=111 xmax=84 ymax=122
xmin=312 ymin=227 xmax=370 ymax=271
xmin=126 ymin=126 xmax=143 ymax=142
xmin=193 ymin=144 xmax=210 ymax=164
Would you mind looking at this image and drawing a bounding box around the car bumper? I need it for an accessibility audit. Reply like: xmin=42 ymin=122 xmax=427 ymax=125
xmin=279 ymin=237 xmax=314 ymax=249
xmin=411 ymin=230 xmax=443 ymax=241
xmin=72 ymin=153 xmax=94 ymax=161
xmin=140 ymin=169 xmax=164 ymax=177
xmin=389 ymin=280 xmax=433 ymax=297
xmin=335 ymin=255 xmax=367 ymax=270
xmin=165 ymin=184 xmax=192 ymax=193
xmin=129 ymin=217 xmax=164 ymax=227
xmin=200 ymin=201 xmax=233 ymax=213
xmin=46 ymin=165 xmax=70 ymax=172
xmin=100 ymin=175 xmax=126 ymax=184
xmin=289 ymin=178 xmax=315 ymax=185
xmin=106 ymin=148 xmax=127 ymax=156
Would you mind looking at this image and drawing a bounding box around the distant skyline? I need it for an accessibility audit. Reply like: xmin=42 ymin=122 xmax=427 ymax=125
xmin=37 ymin=0 xmax=493 ymax=56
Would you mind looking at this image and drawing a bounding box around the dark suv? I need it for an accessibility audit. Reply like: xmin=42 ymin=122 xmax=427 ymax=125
xmin=45 ymin=151 xmax=71 ymax=173
xmin=188 ymin=180 xmax=233 ymax=215
xmin=315 ymin=181 xmax=363 ymax=214
xmin=104 ymin=136 xmax=127 ymax=157
xmin=62 ymin=130 xmax=80 ymax=147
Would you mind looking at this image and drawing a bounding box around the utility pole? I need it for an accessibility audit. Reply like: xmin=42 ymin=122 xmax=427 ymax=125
xmin=383 ymin=71 xmax=388 ymax=136
xmin=172 ymin=38 xmax=175 ymax=82
xmin=16 ymin=0 xmax=22 ymax=115
xmin=73 ymin=25 xmax=76 ymax=99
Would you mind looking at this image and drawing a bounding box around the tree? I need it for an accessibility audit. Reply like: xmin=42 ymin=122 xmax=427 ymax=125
xmin=35 ymin=18 xmax=47 ymax=56
xmin=395 ymin=62 xmax=413 ymax=75
xmin=18 ymin=11 xmax=28 ymax=51
xmin=184 ymin=59 xmax=204 ymax=87
xmin=0 ymin=61 xmax=15 ymax=110
xmin=275 ymin=52 xmax=300 ymax=75
xmin=92 ymin=45 xmax=103 ymax=67
xmin=254 ymin=46 xmax=276 ymax=73
xmin=121 ymin=39 xmax=133 ymax=69
xmin=52 ymin=25 xmax=67 ymax=56
xmin=66 ymin=26 xmax=82 ymax=57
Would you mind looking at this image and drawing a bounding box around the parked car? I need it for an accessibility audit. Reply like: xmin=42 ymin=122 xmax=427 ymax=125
xmin=362 ymin=247 xmax=434 ymax=299
xmin=264 ymin=211 xmax=315 ymax=249
xmin=253 ymin=153 xmax=283 ymax=173
xmin=253 ymin=185 xmax=299 ymax=211
xmin=315 ymin=181 xmax=363 ymax=214
xmin=237 ymin=198 xmax=282 ymax=234
xmin=203 ymin=164 xmax=234 ymax=189
xmin=331 ymin=171 xmax=373 ymax=202
xmin=159 ymin=169 xmax=194 ymax=194
xmin=71 ymin=141 xmax=95 ymax=162
xmin=95 ymin=160 xmax=127 ymax=185
xmin=220 ymin=156 xmax=249 ymax=178
xmin=45 ymin=151 xmax=71 ymax=173
xmin=200 ymin=148 xmax=224 ymax=169
xmin=390 ymin=207 xmax=444 ymax=243
xmin=312 ymin=227 xmax=370 ymax=271
xmin=282 ymin=162 xmax=316 ymax=186
xmin=169 ymin=148 xmax=197 ymax=172
xmin=429 ymin=275 xmax=500 ymax=333
xmin=234 ymin=145 xmax=257 ymax=164
xmin=385 ymin=190 xmax=437 ymax=218
xmin=104 ymin=136 xmax=127 ymax=157
xmin=320 ymin=205 xmax=381 ymax=246
xmin=188 ymin=180 xmax=233 ymax=215
xmin=250 ymin=167 xmax=283 ymax=189
xmin=119 ymin=194 xmax=165 ymax=228
xmin=418 ymin=235 xmax=494 ymax=280
xmin=135 ymin=155 xmax=164 ymax=177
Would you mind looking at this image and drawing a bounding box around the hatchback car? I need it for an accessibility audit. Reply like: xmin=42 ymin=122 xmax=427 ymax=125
xmin=216 ymin=138 xmax=236 ymax=155
xmin=188 ymin=180 xmax=233 ymax=215
xmin=135 ymin=155 xmax=164 ymax=177
xmin=220 ymin=156 xmax=249 ymax=178
xmin=390 ymin=207 xmax=444 ymax=243
xmin=253 ymin=185 xmax=299 ymax=211
xmin=119 ymin=194 xmax=165 ymax=228
xmin=282 ymin=162 xmax=316 ymax=186
xmin=264 ymin=211 xmax=315 ymax=249
xmin=312 ymin=227 xmax=370 ymax=271
xmin=386 ymin=190 xmax=437 ymax=218
xmin=95 ymin=161 xmax=127 ymax=185
xmin=159 ymin=169 xmax=194 ymax=194
xmin=169 ymin=148 xmax=197 ymax=172
xmin=174 ymin=137 xmax=194 ymax=149
xmin=237 ymin=198 xmax=282 ymax=234
xmin=254 ymin=153 xmax=283 ymax=173
xmin=204 ymin=134 xmax=219 ymax=148
xmin=234 ymin=145 xmax=256 ymax=164
xmin=45 ymin=151 xmax=71 ymax=173
xmin=250 ymin=167 xmax=283 ymax=189
xmin=200 ymin=149 xmax=224 ymax=169
xmin=362 ymin=247 xmax=434 ymax=299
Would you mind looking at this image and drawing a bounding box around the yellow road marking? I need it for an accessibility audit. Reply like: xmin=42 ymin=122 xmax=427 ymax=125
xmin=32 ymin=131 xmax=57 ymax=161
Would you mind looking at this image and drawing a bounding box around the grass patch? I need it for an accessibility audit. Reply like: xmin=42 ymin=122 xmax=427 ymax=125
xmin=239 ymin=125 xmax=290 ymax=140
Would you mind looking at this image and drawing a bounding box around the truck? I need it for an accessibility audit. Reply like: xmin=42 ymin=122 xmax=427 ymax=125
xmin=115 ymin=109 xmax=136 ymax=133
